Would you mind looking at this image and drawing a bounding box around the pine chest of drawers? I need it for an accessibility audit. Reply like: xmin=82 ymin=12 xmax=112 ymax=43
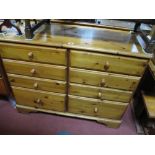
xmin=0 ymin=23 xmax=151 ymax=128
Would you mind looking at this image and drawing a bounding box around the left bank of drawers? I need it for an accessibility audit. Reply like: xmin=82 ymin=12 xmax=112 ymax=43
xmin=0 ymin=43 xmax=66 ymax=112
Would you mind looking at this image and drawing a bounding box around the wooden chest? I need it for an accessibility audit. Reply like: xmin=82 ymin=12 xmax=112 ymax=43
xmin=0 ymin=22 xmax=151 ymax=128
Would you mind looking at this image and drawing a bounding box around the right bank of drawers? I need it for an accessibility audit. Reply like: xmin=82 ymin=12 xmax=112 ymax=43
xmin=68 ymin=50 xmax=148 ymax=119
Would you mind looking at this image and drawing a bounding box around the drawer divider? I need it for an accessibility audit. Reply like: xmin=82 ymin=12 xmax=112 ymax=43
xmin=65 ymin=49 xmax=70 ymax=112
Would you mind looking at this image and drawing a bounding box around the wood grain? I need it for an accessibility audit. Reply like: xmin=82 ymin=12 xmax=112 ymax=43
xmin=70 ymin=83 xmax=132 ymax=102
xmin=68 ymin=95 xmax=128 ymax=119
xmin=0 ymin=43 xmax=66 ymax=65
xmin=71 ymin=50 xmax=148 ymax=76
xmin=8 ymin=74 xmax=66 ymax=93
xmin=12 ymin=86 xmax=65 ymax=112
xmin=0 ymin=23 xmax=151 ymax=59
xmin=0 ymin=22 xmax=150 ymax=128
xmin=70 ymin=68 xmax=140 ymax=91
xmin=16 ymin=104 xmax=122 ymax=128
xmin=3 ymin=59 xmax=66 ymax=81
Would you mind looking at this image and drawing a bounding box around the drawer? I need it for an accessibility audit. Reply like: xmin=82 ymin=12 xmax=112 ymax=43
xmin=68 ymin=95 xmax=128 ymax=119
xmin=70 ymin=68 xmax=140 ymax=91
xmin=0 ymin=43 xmax=66 ymax=65
xmin=71 ymin=50 xmax=148 ymax=76
xmin=12 ymin=86 xmax=65 ymax=112
xmin=70 ymin=83 xmax=132 ymax=102
xmin=8 ymin=74 xmax=66 ymax=94
xmin=3 ymin=59 xmax=66 ymax=81
xmin=0 ymin=78 xmax=7 ymax=95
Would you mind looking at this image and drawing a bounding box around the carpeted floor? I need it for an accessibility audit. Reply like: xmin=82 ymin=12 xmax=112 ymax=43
xmin=0 ymin=100 xmax=137 ymax=135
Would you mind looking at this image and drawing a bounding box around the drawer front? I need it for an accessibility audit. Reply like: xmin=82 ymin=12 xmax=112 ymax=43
xmin=0 ymin=43 xmax=66 ymax=65
xmin=12 ymin=87 xmax=65 ymax=112
xmin=8 ymin=74 xmax=66 ymax=94
xmin=70 ymin=68 xmax=140 ymax=91
xmin=3 ymin=59 xmax=66 ymax=81
xmin=0 ymin=78 xmax=7 ymax=95
xmin=70 ymin=83 xmax=132 ymax=102
xmin=68 ymin=95 xmax=128 ymax=119
xmin=71 ymin=50 xmax=148 ymax=76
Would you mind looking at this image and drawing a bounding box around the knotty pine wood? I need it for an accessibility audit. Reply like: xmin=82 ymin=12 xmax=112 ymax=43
xmin=70 ymin=50 xmax=148 ymax=76
xmin=12 ymin=86 xmax=65 ymax=112
xmin=16 ymin=104 xmax=121 ymax=128
xmin=3 ymin=59 xmax=66 ymax=81
xmin=70 ymin=83 xmax=132 ymax=102
xmin=0 ymin=23 xmax=152 ymax=59
xmin=8 ymin=73 xmax=132 ymax=102
xmin=0 ymin=22 xmax=151 ymax=128
xmin=70 ymin=68 xmax=140 ymax=91
xmin=68 ymin=95 xmax=128 ymax=120
xmin=8 ymin=74 xmax=66 ymax=94
xmin=0 ymin=43 xmax=66 ymax=66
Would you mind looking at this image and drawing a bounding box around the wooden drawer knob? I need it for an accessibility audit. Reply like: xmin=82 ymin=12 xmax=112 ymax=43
xmin=104 ymin=61 xmax=110 ymax=70
xmin=98 ymin=92 xmax=104 ymax=100
xmin=28 ymin=52 xmax=33 ymax=59
xmin=33 ymin=82 xmax=38 ymax=89
xmin=31 ymin=68 xmax=36 ymax=75
xmin=36 ymin=98 xmax=42 ymax=105
xmin=94 ymin=107 xmax=98 ymax=113
xmin=98 ymin=92 xmax=102 ymax=98
xmin=100 ymin=79 xmax=105 ymax=87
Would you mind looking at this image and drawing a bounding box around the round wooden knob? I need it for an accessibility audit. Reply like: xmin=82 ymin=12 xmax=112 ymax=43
xmin=36 ymin=98 xmax=42 ymax=105
xmin=28 ymin=52 xmax=33 ymax=59
xmin=33 ymin=82 xmax=38 ymax=89
xmin=94 ymin=107 xmax=98 ymax=113
xmin=98 ymin=92 xmax=104 ymax=100
xmin=31 ymin=68 xmax=36 ymax=74
xmin=100 ymin=79 xmax=105 ymax=87
xmin=98 ymin=92 xmax=102 ymax=98
xmin=104 ymin=61 xmax=110 ymax=70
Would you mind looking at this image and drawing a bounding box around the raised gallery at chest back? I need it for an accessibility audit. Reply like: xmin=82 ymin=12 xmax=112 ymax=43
xmin=0 ymin=23 xmax=151 ymax=128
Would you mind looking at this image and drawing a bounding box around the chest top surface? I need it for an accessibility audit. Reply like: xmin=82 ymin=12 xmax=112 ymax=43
xmin=0 ymin=21 xmax=152 ymax=59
